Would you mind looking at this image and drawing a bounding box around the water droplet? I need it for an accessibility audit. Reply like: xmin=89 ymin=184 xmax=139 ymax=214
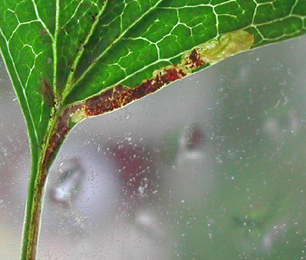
xmin=50 ymin=158 xmax=85 ymax=206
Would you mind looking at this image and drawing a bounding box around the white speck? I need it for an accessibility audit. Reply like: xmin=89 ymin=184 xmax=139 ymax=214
xmin=274 ymin=100 xmax=280 ymax=108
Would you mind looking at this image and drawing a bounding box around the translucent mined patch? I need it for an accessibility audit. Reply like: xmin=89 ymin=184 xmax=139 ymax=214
xmin=70 ymin=107 xmax=87 ymax=123
xmin=194 ymin=30 xmax=254 ymax=65
xmin=154 ymin=30 xmax=254 ymax=77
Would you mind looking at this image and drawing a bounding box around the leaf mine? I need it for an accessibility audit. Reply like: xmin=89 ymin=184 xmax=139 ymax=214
xmin=69 ymin=30 xmax=254 ymax=122
xmin=44 ymin=30 xmax=254 ymax=198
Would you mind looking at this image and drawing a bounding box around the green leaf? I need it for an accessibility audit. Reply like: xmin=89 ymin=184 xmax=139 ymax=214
xmin=0 ymin=0 xmax=305 ymax=259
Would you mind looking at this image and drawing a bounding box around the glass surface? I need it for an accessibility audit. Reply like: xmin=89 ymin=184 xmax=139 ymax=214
xmin=0 ymin=36 xmax=305 ymax=259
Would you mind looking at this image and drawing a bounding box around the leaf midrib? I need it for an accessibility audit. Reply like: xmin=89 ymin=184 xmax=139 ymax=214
xmin=61 ymin=0 xmax=165 ymax=103
xmin=53 ymin=0 xmax=60 ymax=97
xmin=61 ymin=0 xmax=109 ymax=102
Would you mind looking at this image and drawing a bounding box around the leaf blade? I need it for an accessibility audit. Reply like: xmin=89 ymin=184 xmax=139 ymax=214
xmin=0 ymin=1 xmax=54 ymax=148
xmin=65 ymin=0 xmax=305 ymax=104
xmin=0 ymin=1 xmax=305 ymax=260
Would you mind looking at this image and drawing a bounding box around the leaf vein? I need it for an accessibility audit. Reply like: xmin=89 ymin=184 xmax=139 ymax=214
xmin=53 ymin=0 xmax=60 ymax=96
xmin=72 ymin=0 xmax=165 ymax=91
xmin=31 ymin=0 xmax=54 ymax=41
xmin=62 ymin=0 xmax=109 ymax=100
xmin=0 ymin=27 xmax=40 ymax=145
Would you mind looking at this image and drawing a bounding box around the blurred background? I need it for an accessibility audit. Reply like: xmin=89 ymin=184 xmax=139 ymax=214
xmin=0 ymin=35 xmax=306 ymax=260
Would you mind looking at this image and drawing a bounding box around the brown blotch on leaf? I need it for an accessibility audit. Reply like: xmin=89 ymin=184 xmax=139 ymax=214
xmin=42 ymin=104 xmax=84 ymax=170
xmin=41 ymin=79 xmax=55 ymax=108
xmin=85 ymin=66 xmax=186 ymax=116
xmin=188 ymin=49 xmax=204 ymax=68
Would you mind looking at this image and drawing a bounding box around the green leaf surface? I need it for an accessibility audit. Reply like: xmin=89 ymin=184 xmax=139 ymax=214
xmin=0 ymin=0 xmax=305 ymax=259
xmin=0 ymin=0 xmax=305 ymax=152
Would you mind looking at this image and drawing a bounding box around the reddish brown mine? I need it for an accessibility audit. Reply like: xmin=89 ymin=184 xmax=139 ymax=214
xmin=85 ymin=66 xmax=194 ymax=116
xmin=43 ymin=48 xmax=206 ymax=168
xmin=32 ymin=103 xmax=86 ymax=260
xmin=42 ymin=103 xmax=84 ymax=170
xmin=188 ymin=49 xmax=204 ymax=68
